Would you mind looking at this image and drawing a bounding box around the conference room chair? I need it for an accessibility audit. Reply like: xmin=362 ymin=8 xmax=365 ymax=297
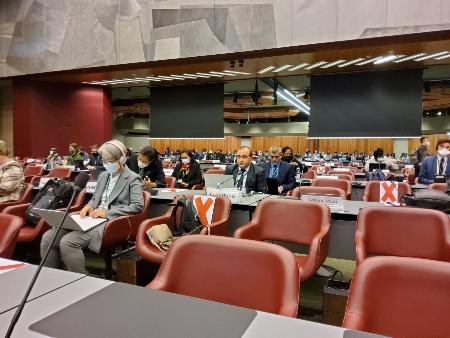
xmin=428 ymin=183 xmax=447 ymax=192
xmin=355 ymin=206 xmax=450 ymax=265
xmin=329 ymin=173 xmax=352 ymax=182
xmin=312 ymin=178 xmax=352 ymax=199
xmin=287 ymin=186 xmax=346 ymax=199
xmin=30 ymin=167 xmax=73 ymax=185
xmin=101 ymin=191 xmax=151 ymax=277
xmin=147 ymin=235 xmax=300 ymax=317
xmin=0 ymin=214 xmax=22 ymax=258
xmin=301 ymin=170 xmax=316 ymax=180
xmin=164 ymin=176 xmax=176 ymax=188
xmin=2 ymin=188 xmax=87 ymax=244
xmin=23 ymin=165 xmax=45 ymax=183
xmin=136 ymin=195 xmax=231 ymax=265
xmin=191 ymin=183 xmax=204 ymax=190
xmin=311 ymin=165 xmax=330 ymax=174
xmin=342 ymin=256 xmax=450 ymax=338
xmin=328 ymin=170 xmax=355 ymax=180
xmin=205 ymin=168 xmax=225 ymax=175
xmin=0 ymin=183 xmax=33 ymax=213
xmin=234 ymin=199 xmax=330 ymax=282
xmin=362 ymin=181 xmax=412 ymax=202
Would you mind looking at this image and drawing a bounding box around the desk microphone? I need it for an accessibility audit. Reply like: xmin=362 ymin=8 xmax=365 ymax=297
xmin=248 ymin=193 xmax=272 ymax=207
xmin=6 ymin=172 xmax=89 ymax=338
xmin=216 ymin=175 xmax=235 ymax=189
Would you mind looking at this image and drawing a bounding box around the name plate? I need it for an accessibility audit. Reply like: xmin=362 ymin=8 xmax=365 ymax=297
xmin=86 ymin=182 xmax=97 ymax=194
xmin=301 ymin=195 xmax=344 ymax=210
xmin=214 ymin=164 xmax=227 ymax=170
xmin=26 ymin=159 xmax=36 ymax=164
xmin=302 ymin=162 xmax=312 ymax=166
xmin=333 ymin=167 xmax=350 ymax=171
xmin=163 ymin=168 xmax=174 ymax=176
xmin=405 ymin=164 xmax=414 ymax=169
xmin=317 ymin=175 xmax=338 ymax=180
xmin=38 ymin=177 xmax=52 ymax=188
xmin=211 ymin=160 xmax=220 ymax=163
xmin=324 ymin=163 xmax=335 ymax=167
xmin=206 ymin=188 xmax=241 ymax=203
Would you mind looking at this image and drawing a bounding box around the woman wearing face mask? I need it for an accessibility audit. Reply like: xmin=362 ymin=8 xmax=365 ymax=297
xmin=137 ymin=146 xmax=166 ymax=188
xmin=40 ymin=140 xmax=144 ymax=274
xmin=43 ymin=147 xmax=63 ymax=169
xmin=171 ymin=149 xmax=202 ymax=189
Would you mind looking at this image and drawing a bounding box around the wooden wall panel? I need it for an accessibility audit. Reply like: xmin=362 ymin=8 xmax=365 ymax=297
xmin=151 ymin=137 xmax=240 ymax=153
xmin=408 ymin=134 xmax=449 ymax=153
xmin=251 ymin=136 xmax=310 ymax=154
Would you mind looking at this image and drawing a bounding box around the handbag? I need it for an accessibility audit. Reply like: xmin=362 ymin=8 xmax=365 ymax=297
xmin=146 ymin=224 xmax=175 ymax=251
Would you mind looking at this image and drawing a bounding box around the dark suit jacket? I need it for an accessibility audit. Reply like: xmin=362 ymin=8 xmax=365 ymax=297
xmin=225 ymin=163 xmax=267 ymax=193
xmin=419 ymin=155 xmax=450 ymax=184
xmin=139 ymin=159 xmax=166 ymax=188
xmin=264 ymin=161 xmax=296 ymax=192
xmin=171 ymin=162 xmax=202 ymax=188
xmin=126 ymin=153 xmax=139 ymax=174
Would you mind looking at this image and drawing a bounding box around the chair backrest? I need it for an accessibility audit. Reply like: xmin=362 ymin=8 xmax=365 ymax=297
xmin=288 ymin=186 xmax=346 ymax=198
xmin=311 ymin=165 xmax=330 ymax=174
xmin=343 ymin=256 xmax=450 ymax=338
xmin=312 ymin=178 xmax=351 ymax=197
xmin=0 ymin=214 xmax=23 ymax=258
xmin=47 ymin=167 xmax=72 ymax=179
xmin=23 ymin=165 xmax=44 ymax=177
xmin=428 ymin=183 xmax=447 ymax=192
xmin=356 ymin=206 xmax=450 ymax=264
xmin=302 ymin=170 xmax=316 ymax=180
xmin=362 ymin=181 xmax=412 ymax=202
xmin=249 ymin=199 xmax=330 ymax=245
xmin=165 ymin=176 xmax=176 ymax=188
xmin=329 ymin=173 xmax=352 ymax=181
xmin=148 ymin=235 xmax=300 ymax=317
xmin=162 ymin=160 xmax=172 ymax=168
xmin=170 ymin=195 xmax=231 ymax=224
xmin=329 ymin=170 xmax=355 ymax=180
xmin=206 ymin=168 xmax=225 ymax=175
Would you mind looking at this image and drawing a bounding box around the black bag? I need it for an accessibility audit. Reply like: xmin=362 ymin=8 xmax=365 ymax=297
xmin=170 ymin=197 xmax=203 ymax=237
xmin=25 ymin=179 xmax=74 ymax=225
xmin=366 ymin=171 xmax=385 ymax=181
xmin=402 ymin=188 xmax=450 ymax=213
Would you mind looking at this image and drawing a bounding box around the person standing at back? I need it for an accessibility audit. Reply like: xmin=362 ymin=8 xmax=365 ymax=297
xmin=225 ymin=146 xmax=266 ymax=193
xmin=263 ymin=146 xmax=295 ymax=194
xmin=419 ymin=139 xmax=450 ymax=185
xmin=416 ymin=136 xmax=431 ymax=164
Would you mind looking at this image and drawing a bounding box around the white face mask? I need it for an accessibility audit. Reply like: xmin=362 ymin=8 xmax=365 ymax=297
xmin=104 ymin=162 xmax=120 ymax=174
xmin=49 ymin=151 xmax=54 ymax=155
xmin=438 ymin=148 xmax=450 ymax=157
xmin=137 ymin=160 xmax=147 ymax=169
xmin=181 ymin=158 xmax=190 ymax=164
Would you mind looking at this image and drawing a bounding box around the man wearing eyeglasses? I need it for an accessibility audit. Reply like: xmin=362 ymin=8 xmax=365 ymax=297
xmin=264 ymin=146 xmax=296 ymax=194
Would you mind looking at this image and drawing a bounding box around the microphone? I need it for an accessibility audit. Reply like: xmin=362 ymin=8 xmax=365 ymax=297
xmin=6 ymin=172 xmax=89 ymax=337
xmin=216 ymin=175 xmax=235 ymax=189
xmin=248 ymin=193 xmax=272 ymax=207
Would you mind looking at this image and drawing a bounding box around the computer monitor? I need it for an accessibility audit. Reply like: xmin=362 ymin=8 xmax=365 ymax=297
xmin=73 ymin=160 xmax=86 ymax=170
xmin=266 ymin=178 xmax=279 ymax=195
xmin=368 ymin=162 xmax=387 ymax=172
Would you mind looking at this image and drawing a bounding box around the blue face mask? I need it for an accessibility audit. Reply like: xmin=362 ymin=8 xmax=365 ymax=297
xmin=103 ymin=162 xmax=120 ymax=174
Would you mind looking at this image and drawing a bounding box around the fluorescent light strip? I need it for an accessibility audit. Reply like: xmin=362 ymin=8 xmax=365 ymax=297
xmin=288 ymin=63 xmax=309 ymax=71
xmin=305 ymin=61 xmax=328 ymax=70
xmin=393 ymin=53 xmax=427 ymax=63
xmin=415 ymin=51 xmax=449 ymax=61
xmin=355 ymin=56 xmax=383 ymax=65
xmin=338 ymin=58 xmax=366 ymax=67
xmin=257 ymin=66 xmax=276 ymax=74
xmin=374 ymin=55 xmax=404 ymax=64
xmin=156 ymin=76 xmax=175 ymax=81
xmin=282 ymin=89 xmax=310 ymax=112
xmin=277 ymin=91 xmax=310 ymax=115
xmin=321 ymin=60 xmax=346 ymax=68
xmin=169 ymin=75 xmax=188 ymax=80
xmin=222 ymin=70 xmax=251 ymax=75
xmin=272 ymin=64 xmax=293 ymax=72
xmin=172 ymin=74 xmax=198 ymax=79
xmin=185 ymin=73 xmax=209 ymax=78
xmin=210 ymin=71 xmax=237 ymax=76
xmin=435 ymin=53 xmax=450 ymax=60
xmin=197 ymin=72 xmax=222 ymax=77
xmin=148 ymin=138 xmax=226 ymax=140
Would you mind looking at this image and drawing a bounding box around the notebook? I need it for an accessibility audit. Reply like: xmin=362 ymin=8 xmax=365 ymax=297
xmin=33 ymin=209 xmax=107 ymax=232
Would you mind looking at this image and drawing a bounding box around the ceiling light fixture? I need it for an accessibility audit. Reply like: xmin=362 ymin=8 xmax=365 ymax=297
xmin=282 ymin=89 xmax=310 ymax=112
xmin=338 ymin=58 xmax=366 ymax=67
xmin=272 ymin=65 xmax=293 ymax=73
xmin=197 ymin=72 xmax=222 ymax=77
xmin=288 ymin=63 xmax=309 ymax=71
xmin=414 ymin=51 xmax=449 ymax=61
xmin=321 ymin=60 xmax=346 ymax=68
xmin=374 ymin=55 xmax=404 ymax=64
xmin=355 ymin=56 xmax=383 ymax=65
xmin=435 ymin=53 xmax=450 ymax=60
xmin=209 ymin=71 xmax=237 ymax=76
xmin=305 ymin=61 xmax=328 ymax=70
xmin=174 ymin=74 xmax=198 ymax=79
xmin=188 ymin=73 xmax=210 ymax=78
xmin=393 ymin=53 xmax=426 ymax=63
xmin=257 ymin=66 xmax=276 ymax=74
xmin=222 ymin=70 xmax=251 ymax=75
xmin=156 ymin=76 xmax=175 ymax=81
xmin=277 ymin=90 xmax=310 ymax=115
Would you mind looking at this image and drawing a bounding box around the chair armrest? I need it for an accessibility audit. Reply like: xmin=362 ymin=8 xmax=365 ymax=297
xmin=2 ymin=203 xmax=30 ymax=218
xmin=302 ymin=227 xmax=330 ymax=279
xmin=233 ymin=222 xmax=262 ymax=240
xmin=207 ymin=216 xmax=230 ymax=236
xmin=278 ymin=302 xmax=299 ymax=318
xmin=354 ymin=231 xmax=367 ymax=265
xmin=136 ymin=216 xmax=172 ymax=264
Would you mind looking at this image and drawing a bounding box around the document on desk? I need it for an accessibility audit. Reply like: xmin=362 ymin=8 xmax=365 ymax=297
xmin=70 ymin=214 xmax=107 ymax=232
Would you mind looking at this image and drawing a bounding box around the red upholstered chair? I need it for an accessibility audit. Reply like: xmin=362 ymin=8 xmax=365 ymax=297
xmin=206 ymin=168 xmax=225 ymax=175
xmin=0 ymin=183 xmax=33 ymax=213
xmin=329 ymin=170 xmax=355 ymax=180
xmin=362 ymin=181 xmax=412 ymax=202
xmin=23 ymin=165 xmax=45 ymax=183
xmin=136 ymin=195 xmax=231 ymax=264
xmin=165 ymin=176 xmax=176 ymax=188
xmin=302 ymin=170 xmax=316 ymax=180
xmin=342 ymin=256 xmax=450 ymax=338
xmin=287 ymin=186 xmax=346 ymax=198
xmin=191 ymin=183 xmax=204 ymax=190
xmin=312 ymin=178 xmax=352 ymax=199
xmin=311 ymin=165 xmax=330 ymax=174
xmin=329 ymin=173 xmax=352 ymax=182
xmin=30 ymin=167 xmax=72 ymax=185
xmin=429 ymin=183 xmax=447 ymax=192
xmin=0 ymin=214 xmax=23 ymax=258
xmin=234 ymin=199 xmax=330 ymax=282
xmin=147 ymin=235 xmax=300 ymax=317
xmin=2 ymin=188 xmax=87 ymax=243
xmin=355 ymin=206 xmax=450 ymax=265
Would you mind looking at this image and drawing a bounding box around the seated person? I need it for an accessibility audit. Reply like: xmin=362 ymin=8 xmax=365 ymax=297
xmin=281 ymin=146 xmax=304 ymax=172
xmin=40 ymin=140 xmax=144 ymax=274
xmin=0 ymin=140 xmax=25 ymax=203
xmin=66 ymin=142 xmax=83 ymax=165
xmin=419 ymin=139 xmax=450 ymax=184
xmin=171 ymin=150 xmax=202 ymax=189
xmin=225 ymin=146 xmax=267 ymax=193
xmin=43 ymin=147 xmax=63 ymax=169
xmin=86 ymin=144 xmax=104 ymax=171
xmin=364 ymin=148 xmax=399 ymax=172
xmin=263 ymin=146 xmax=295 ymax=194
xmin=137 ymin=146 xmax=166 ymax=189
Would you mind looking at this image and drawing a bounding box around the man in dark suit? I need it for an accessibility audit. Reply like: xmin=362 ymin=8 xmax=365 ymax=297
xmin=264 ymin=146 xmax=296 ymax=194
xmin=225 ymin=146 xmax=267 ymax=193
xmin=419 ymin=139 xmax=450 ymax=184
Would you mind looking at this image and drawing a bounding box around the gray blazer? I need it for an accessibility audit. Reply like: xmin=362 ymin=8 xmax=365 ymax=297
xmin=87 ymin=166 xmax=144 ymax=253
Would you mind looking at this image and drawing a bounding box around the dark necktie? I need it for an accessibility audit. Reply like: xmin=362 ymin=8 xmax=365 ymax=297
xmin=439 ymin=158 xmax=445 ymax=175
xmin=236 ymin=168 xmax=246 ymax=190
xmin=271 ymin=164 xmax=279 ymax=178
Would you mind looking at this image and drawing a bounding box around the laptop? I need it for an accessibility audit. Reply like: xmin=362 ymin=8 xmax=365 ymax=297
xmin=266 ymin=178 xmax=279 ymax=195
xmin=204 ymin=174 xmax=235 ymax=189
xmin=33 ymin=209 xmax=107 ymax=232
xmin=368 ymin=162 xmax=387 ymax=172
xmin=73 ymin=159 xmax=86 ymax=170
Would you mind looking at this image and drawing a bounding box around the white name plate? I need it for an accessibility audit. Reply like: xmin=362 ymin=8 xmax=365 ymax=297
xmin=86 ymin=181 xmax=97 ymax=194
xmin=333 ymin=167 xmax=350 ymax=171
xmin=214 ymin=164 xmax=227 ymax=170
xmin=324 ymin=163 xmax=335 ymax=167
xmin=317 ymin=175 xmax=339 ymax=180
xmin=206 ymin=188 xmax=241 ymax=203
xmin=38 ymin=177 xmax=52 ymax=188
xmin=404 ymin=165 xmax=414 ymax=169
xmin=163 ymin=168 xmax=174 ymax=176
xmin=26 ymin=159 xmax=36 ymax=164
xmin=301 ymin=195 xmax=344 ymax=210
xmin=211 ymin=160 xmax=220 ymax=163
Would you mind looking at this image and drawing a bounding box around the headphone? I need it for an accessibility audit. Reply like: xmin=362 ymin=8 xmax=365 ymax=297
xmin=104 ymin=140 xmax=127 ymax=164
